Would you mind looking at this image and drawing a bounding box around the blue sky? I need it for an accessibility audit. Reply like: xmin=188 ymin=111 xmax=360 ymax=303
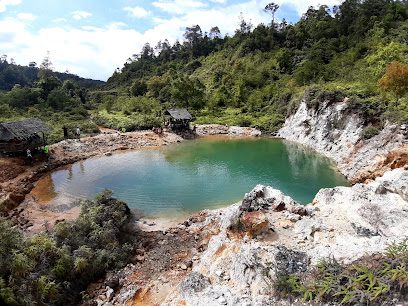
xmin=0 ymin=0 xmax=339 ymax=81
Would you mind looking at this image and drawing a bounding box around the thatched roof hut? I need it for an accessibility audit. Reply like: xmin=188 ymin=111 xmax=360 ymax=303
xmin=0 ymin=118 xmax=52 ymax=153
xmin=163 ymin=109 xmax=192 ymax=130
xmin=163 ymin=109 xmax=193 ymax=120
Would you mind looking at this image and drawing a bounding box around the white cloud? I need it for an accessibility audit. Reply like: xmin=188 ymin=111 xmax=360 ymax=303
xmin=53 ymin=18 xmax=67 ymax=22
xmin=0 ymin=18 xmax=146 ymax=81
xmin=0 ymin=0 xmax=21 ymax=13
xmin=0 ymin=0 xmax=270 ymax=81
xmin=279 ymin=0 xmax=340 ymax=17
xmin=82 ymin=26 xmax=103 ymax=32
xmin=152 ymin=0 xmax=207 ymax=15
xmin=124 ymin=6 xmax=149 ymax=18
xmin=148 ymin=0 xmax=270 ymax=39
xmin=17 ymin=13 xmax=36 ymax=21
xmin=0 ymin=0 xmax=341 ymax=81
xmin=72 ymin=11 xmax=92 ymax=20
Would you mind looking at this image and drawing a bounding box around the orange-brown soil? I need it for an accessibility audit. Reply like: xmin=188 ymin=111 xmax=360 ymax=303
xmin=0 ymin=130 xmax=183 ymax=231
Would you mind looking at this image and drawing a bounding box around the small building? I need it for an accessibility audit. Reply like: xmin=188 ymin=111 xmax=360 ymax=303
xmin=163 ymin=109 xmax=193 ymax=130
xmin=0 ymin=118 xmax=52 ymax=154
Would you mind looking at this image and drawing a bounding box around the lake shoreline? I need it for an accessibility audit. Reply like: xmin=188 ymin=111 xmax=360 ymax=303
xmin=0 ymin=130 xmax=183 ymax=231
xmin=82 ymin=100 xmax=408 ymax=305
xmin=0 ymin=125 xmax=262 ymax=233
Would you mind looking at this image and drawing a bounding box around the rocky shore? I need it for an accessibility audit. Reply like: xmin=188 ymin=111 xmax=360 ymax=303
xmin=194 ymin=124 xmax=262 ymax=137
xmin=278 ymin=98 xmax=408 ymax=183
xmin=0 ymin=125 xmax=261 ymax=232
xmin=1 ymin=105 xmax=407 ymax=305
xmin=0 ymin=130 xmax=183 ymax=229
xmin=86 ymin=167 xmax=408 ymax=305
xmin=82 ymin=98 xmax=408 ymax=305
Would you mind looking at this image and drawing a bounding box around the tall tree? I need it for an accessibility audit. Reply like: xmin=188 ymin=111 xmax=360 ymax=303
xmin=379 ymin=61 xmax=408 ymax=104
xmin=183 ymin=25 xmax=203 ymax=59
xmin=183 ymin=25 xmax=203 ymax=44
xmin=235 ymin=12 xmax=253 ymax=35
xmin=209 ymin=26 xmax=221 ymax=39
xmin=264 ymin=2 xmax=280 ymax=29
xmin=140 ymin=43 xmax=154 ymax=60
xmin=38 ymin=51 xmax=54 ymax=79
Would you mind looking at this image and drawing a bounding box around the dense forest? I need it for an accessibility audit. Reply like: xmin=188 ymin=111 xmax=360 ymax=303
xmin=97 ymin=0 xmax=408 ymax=134
xmin=1 ymin=0 xmax=408 ymax=304
xmin=1 ymin=0 xmax=408 ymax=144
xmin=1 ymin=0 xmax=408 ymax=142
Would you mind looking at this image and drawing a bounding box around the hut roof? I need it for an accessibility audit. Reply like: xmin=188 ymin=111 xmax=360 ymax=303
xmin=163 ymin=109 xmax=192 ymax=120
xmin=0 ymin=118 xmax=52 ymax=141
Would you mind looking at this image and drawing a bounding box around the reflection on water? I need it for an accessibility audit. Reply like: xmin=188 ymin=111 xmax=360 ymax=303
xmin=32 ymin=137 xmax=350 ymax=218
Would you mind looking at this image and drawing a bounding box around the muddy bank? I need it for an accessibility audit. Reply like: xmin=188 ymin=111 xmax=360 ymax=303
xmin=0 ymin=125 xmax=262 ymax=233
xmin=0 ymin=130 xmax=183 ymax=224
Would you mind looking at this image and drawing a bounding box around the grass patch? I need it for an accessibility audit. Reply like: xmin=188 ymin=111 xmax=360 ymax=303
xmin=93 ymin=110 xmax=162 ymax=131
xmin=193 ymin=107 xmax=285 ymax=132
xmin=272 ymin=238 xmax=408 ymax=304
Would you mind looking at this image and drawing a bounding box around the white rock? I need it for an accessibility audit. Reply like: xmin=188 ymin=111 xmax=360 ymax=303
xmin=106 ymin=287 xmax=114 ymax=302
xmin=218 ymin=296 xmax=227 ymax=305
xmin=278 ymin=100 xmax=407 ymax=182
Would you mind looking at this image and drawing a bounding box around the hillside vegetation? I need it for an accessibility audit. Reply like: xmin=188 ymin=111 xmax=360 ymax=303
xmin=102 ymin=0 xmax=408 ymax=132
xmin=0 ymin=190 xmax=135 ymax=305
xmin=1 ymin=0 xmax=408 ymax=141
xmin=1 ymin=1 xmax=408 ymax=304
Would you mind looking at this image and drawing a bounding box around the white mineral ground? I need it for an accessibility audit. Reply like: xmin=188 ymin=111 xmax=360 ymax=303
xmin=1 ymin=107 xmax=408 ymax=305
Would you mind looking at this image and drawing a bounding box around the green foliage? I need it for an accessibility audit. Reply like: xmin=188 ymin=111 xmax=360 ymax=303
xmin=361 ymin=126 xmax=380 ymax=139
xmin=273 ymin=274 xmax=302 ymax=297
xmin=0 ymin=191 xmax=135 ymax=305
xmin=2 ymin=0 xmax=408 ymax=137
xmin=0 ymin=60 xmax=103 ymax=91
xmin=130 ymin=79 xmax=148 ymax=97
xmin=45 ymin=113 xmax=99 ymax=144
xmin=93 ymin=110 xmax=162 ymax=131
xmin=385 ymin=237 xmax=408 ymax=261
xmin=272 ymin=238 xmax=408 ymax=305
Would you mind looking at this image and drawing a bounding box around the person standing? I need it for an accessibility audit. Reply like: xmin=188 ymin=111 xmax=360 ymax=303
xmin=27 ymin=148 xmax=33 ymax=165
xmin=63 ymin=125 xmax=68 ymax=139
xmin=76 ymin=126 xmax=81 ymax=141
xmin=44 ymin=145 xmax=49 ymax=161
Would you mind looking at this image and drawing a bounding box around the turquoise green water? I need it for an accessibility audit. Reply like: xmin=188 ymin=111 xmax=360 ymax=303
xmin=36 ymin=137 xmax=350 ymax=218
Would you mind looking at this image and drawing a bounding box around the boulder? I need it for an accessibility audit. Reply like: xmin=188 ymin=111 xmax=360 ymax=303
xmin=239 ymin=211 xmax=271 ymax=237
xmin=240 ymin=185 xmax=307 ymax=217
xmin=178 ymin=272 xmax=211 ymax=299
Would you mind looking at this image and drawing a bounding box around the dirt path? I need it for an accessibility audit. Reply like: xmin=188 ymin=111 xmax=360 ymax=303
xmin=0 ymin=130 xmax=183 ymax=231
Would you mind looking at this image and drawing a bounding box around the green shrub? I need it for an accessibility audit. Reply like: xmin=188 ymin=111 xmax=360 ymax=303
xmin=361 ymin=126 xmax=380 ymax=139
xmin=93 ymin=111 xmax=162 ymax=131
xmin=45 ymin=120 xmax=100 ymax=144
xmin=271 ymin=238 xmax=408 ymax=305
xmin=253 ymin=114 xmax=285 ymax=132
xmin=0 ymin=190 xmax=135 ymax=305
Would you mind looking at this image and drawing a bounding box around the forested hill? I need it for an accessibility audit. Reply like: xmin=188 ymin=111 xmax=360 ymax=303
xmin=102 ymin=0 xmax=408 ymax=130
xmin=1 ymin=0 xmax=408 ymax=144
xmin=0 ymin=61 xmax=104 ymax=91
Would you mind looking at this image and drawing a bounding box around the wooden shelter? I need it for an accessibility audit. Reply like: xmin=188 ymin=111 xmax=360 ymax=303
xmin=163 ymin=109 xmax=193 ymax=130
xmin=0 ymin=118 xmax=52 ymax=153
